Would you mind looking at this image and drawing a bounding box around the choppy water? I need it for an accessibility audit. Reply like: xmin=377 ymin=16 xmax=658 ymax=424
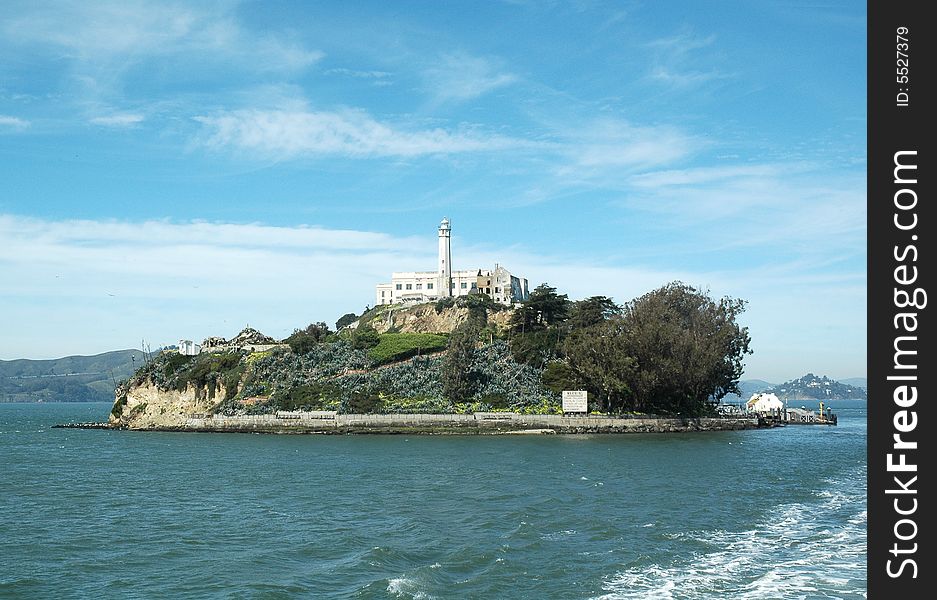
xmin=1 ymin=402 xmax=866 ymax=599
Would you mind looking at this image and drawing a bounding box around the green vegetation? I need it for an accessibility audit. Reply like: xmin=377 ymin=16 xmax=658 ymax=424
xmin=442 ymin=323 xmax=478 ymax=402
xmin=117 ymin=280 xmax=751 ymax=419
xmin=368 ymin=332 xmax=449 ymax=365
xmin=335 ymin=312 xmax=358 ymax=331
xmin=283 ymin=322 xmax=331 ymax=354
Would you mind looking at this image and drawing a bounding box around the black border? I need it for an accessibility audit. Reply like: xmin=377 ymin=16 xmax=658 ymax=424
xmin=868 ymin=1 xmax=933 ymax=595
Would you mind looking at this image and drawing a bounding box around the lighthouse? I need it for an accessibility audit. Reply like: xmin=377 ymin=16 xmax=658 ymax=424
xmin=374 ymin=217 xmax=528 ymax=307
xmin=438 ymin=217 xmax=452 ymax=297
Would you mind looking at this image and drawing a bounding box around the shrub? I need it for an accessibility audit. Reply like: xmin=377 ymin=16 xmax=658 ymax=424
xmin=284 ymin=322 xmax=331 ymax=354
xmin=335 ymin=312 xmax=358 ymax=330
xmin=434 ymin=297 xmax=455 ymax=313
xmin=352 ymin=325 xmax=381 ymax=350
xmin=368 ymin=333 xmax=449 ymax=365
xmin=275 ymin=382 xmax=341 ymax=411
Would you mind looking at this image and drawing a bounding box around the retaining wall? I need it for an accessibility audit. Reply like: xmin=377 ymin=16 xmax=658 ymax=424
xmin=173 ymin=412 xmax=758 ymax=434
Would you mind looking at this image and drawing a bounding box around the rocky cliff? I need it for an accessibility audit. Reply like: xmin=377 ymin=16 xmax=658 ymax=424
xmin=109 ymin=379 xmax=225 ymax=429
xmin=362 ymin=302 xmax=513 ymax=334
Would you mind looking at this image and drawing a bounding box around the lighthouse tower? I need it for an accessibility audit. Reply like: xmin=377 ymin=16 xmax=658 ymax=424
xmin=438 ymin=217 xmax=452 ymax=297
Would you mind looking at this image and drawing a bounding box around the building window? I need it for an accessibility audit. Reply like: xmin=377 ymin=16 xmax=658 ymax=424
xmin=416 ymin=283 xmax=422 ymax=290
xmin=395 ymin=284 xmax=402 ymax=290
xmin=381 ymin=291 xmax=385 ymax=297
xmin=427 ymin=283 xmax=433 ymax=289
xmin=406 ymin=283 xmax=412 ymax=290
xmin=461 ymin=282 xmax=468 ymax=289
xmin=495 ymin=287 xmax=500 ymax=293
xmin=471 ymin=282 xmax=477 ymax=289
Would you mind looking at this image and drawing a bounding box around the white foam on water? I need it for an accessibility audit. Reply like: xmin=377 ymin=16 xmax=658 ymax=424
xmin=386 ymin=577 xmax=433 ymax=599
xmin=596 ymin=466 xmax=866 ymax=599
xmin=541 ymin=529 xmax=577 ymax=541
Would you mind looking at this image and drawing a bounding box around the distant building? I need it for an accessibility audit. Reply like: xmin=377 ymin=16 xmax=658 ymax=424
xmin=376 ymin=218 xmax=529 ymax=306
xmin=178 ymin=339 xmax=201 ymax=356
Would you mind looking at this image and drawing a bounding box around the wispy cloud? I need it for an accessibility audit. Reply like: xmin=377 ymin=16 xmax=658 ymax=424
xmin=0 ymin=115 xmax=30 ymax=130
xmin=622 ymin=162 xmax=866 ymax=253
xmin=193 ymin=108 xmax=536 ymax=158
xmin=3 ymin=1 xmax=322 ymax=71
xmin=325 ymin=68 xmax=393 ymax=79
xmin=646 ymin=30 xmax=730 ymax=88
xmin=0 ymin=215 xmax=430 ymax=357
xmin=0 ymin=213 xmax=865 ymax=380
xmin=90 ymin=113 xmax=145 ymax=127
xmin=545 ymin=117 xmax=698 ymax=180
xmin=423 ymin=52 xmax=517 ymax=102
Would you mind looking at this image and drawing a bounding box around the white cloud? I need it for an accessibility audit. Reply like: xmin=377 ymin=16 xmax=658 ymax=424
xmin=646 ymin=30 xmax=730 ymax=88
xmin=0 ymin=215 xmax=431 ymax=358
xmin=548 ymin=118 xmax=697 ymax=177
xmin=90 ymin=113 xmax=145 ymax=127
xmin=194 ymin=108 xmax=535 ymax=158
xmin=623 ymin=164 xmax=866 ymax=250
xmin=423 ymin=52 xmax=517 ymax=102
xmin=0 ymin=115 xmax=30 ymax=129
xmin=325 ymin=68 xmax=393 ymax=79
xmin=3 ymin=1 xmax=322 ymax=72
xmin=0 ymin=214 xmax=865 ymax=381
xmin=630 ymin=164 xmax=789 ymax=187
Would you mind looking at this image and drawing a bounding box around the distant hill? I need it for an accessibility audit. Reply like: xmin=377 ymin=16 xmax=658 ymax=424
xmin=767 ymin=373 xmax=867 ymax=401
xmin=0 ymin=350 xmax=145 ymax=403
xmin=838 ymin=377 xmax=867 ymax=390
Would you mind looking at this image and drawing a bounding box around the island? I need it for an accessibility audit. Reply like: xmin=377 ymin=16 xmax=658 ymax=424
xmin=94 ymin=281 xmax=764 ymax=435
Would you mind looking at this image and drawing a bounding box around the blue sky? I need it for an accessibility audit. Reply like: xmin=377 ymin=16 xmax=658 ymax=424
xmin=0 ymin=0 xmax=865 ymax=382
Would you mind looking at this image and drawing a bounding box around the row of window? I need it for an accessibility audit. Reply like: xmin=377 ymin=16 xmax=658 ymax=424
xmin=386 ymin=282 xmax=504 ymax=293
xmin=395 ymin=282 xmax=437 ymax=291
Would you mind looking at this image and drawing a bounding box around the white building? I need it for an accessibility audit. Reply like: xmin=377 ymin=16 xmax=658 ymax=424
xmin=376 ymin=218 xmax=529 ymax=306
xmin=746 ymin=393 xmax=784 ymax=413
xmin=178 ymin=339 xmax=201 ymax=356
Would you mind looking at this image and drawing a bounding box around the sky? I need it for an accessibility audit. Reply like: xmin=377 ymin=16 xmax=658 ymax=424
xmin=0 ymin=0 xmax=866 ymax=382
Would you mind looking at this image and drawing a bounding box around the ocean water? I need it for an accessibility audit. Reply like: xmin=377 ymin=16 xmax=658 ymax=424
xmin=1 ymin=402 xmax=866 ymax=599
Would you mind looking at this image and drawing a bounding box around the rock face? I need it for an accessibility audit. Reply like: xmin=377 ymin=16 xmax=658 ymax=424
xmin=366 ymin=303 xmax=513 ymax=334
xmin=109 ymin=380 xmax=224 ymax=429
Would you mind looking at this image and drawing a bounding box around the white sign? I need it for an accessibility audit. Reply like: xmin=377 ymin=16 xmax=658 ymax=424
xmin=562 ymin=390 xmax=588 ymax=413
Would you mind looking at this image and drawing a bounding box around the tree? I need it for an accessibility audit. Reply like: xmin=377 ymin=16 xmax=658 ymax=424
xmin=563 ymin=282 xmax=752 ymax=416
xmin=568 ymin=296 xmax=621 ymax=330
xmin=284 ymin=322 xmax=331 ymax=354
xmin=623 ymin=283 xmax=751 ymax=414
xmin=509 ymin=283 xmax=570 ymax=333
xmin=442 ymin=322 xmax=478 ymax=402
xmin=335 ymin=312 xmax=358 ymax=331
xmin=564 ymin=321 xmax=637 ymax=413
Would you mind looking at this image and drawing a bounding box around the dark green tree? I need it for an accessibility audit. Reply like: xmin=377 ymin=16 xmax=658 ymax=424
xmin=563 ymin=282 xmax=752 ymax=416
xmin=335 ymin=312 xmax=358 ymax=331
xmin=442 ymin=322 xmax=479 ymax=402
xmin=568 ymin=296 xmax=621 ymax=330
xmin=509 ymin=283 xmax=571 ymax=333
xmin=284 ymin=322 xmax=331 ymax=354
xmin=564 ymin=321 xmax=637 ymax=413
xmin=622 ymin=282 xmax=751 ymax=415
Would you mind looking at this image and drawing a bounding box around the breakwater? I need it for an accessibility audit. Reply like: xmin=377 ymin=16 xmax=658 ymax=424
xmin=60 ymin=411 xmax=759 ymax=434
